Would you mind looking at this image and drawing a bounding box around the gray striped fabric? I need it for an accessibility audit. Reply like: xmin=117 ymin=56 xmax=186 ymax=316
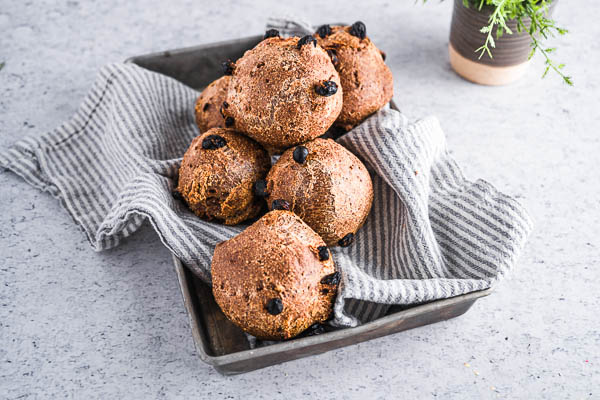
xmin=0 ymin=61 xmax=532 ymax=328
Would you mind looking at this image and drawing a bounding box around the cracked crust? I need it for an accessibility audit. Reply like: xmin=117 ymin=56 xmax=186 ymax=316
xmin=212 ymin=210 xmax=337 ymax=340
xmin=266 ymin=138 xmax=373 ymax=246
xmin=315 ymin=25 xmax=393 ymax=131
xmin=194 ymin=76 xmax=230 ymax=133
xmin=223 ymin=37 xmax=343 ymax=151
xmin=177 ymin=128 xmax=270 ymax=225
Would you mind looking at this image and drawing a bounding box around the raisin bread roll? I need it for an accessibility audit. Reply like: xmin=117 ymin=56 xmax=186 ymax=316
xmin=194 ymin=76 xmax=231 ymax=133
xmin=222 ymin=33 xmax=343 ymax=152
xmin=177 ymin=128 xmax=270 ymax=225
xmin=212 ymin=210 xmax=338 ymax=340
xmin=315 ymin=22 xmax=393 ymax=131
xmin=265 ymin=138 xmax=373 ymax=247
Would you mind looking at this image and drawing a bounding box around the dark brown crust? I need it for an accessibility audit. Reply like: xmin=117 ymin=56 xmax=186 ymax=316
xmin=211 ymin=210 xmax=336 ymax=340
xmin=266 ymin=138 xmax=373 ymax=246
xmin=194 ymin=76 xmax=230 ymax=133
xmin=177 ymin=128 xmax=270 ymax=225
xmin=223 ymin=37 xmax=343 ymax=151
xmin=315 ymin=25 xmax=393 ymax=131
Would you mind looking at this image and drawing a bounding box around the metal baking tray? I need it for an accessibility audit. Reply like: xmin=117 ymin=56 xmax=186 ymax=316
xmin=127 ymin=35 xmax=493 ymax=375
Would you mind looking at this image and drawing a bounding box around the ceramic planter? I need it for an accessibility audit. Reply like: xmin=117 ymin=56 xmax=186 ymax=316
xmin=449 ymin=0 xmax=557 ymax=85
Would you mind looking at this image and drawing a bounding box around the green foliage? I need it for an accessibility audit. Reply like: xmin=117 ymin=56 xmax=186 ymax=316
xmin=425 ymin=0 xmax=572 ymax=85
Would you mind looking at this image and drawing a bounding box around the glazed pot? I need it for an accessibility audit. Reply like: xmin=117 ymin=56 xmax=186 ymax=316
xmin=449 ymin=0 xmax=557 ymax=85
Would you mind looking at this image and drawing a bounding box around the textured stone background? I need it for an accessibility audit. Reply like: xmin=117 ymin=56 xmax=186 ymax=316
xmin=1 ymin=1 xmax=598 ymax=398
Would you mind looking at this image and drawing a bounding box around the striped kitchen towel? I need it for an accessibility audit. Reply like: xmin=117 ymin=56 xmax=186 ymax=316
xmin=0 ymin=64 xmax=532 ymax=328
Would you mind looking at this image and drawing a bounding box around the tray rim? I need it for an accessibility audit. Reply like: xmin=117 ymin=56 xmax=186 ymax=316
xmin=173 ymin=255 xmax=493 ymax=368
xmin=124 ymin=34 xmax=264 ymax=65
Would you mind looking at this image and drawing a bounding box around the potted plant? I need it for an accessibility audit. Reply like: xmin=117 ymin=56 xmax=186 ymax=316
xmin=432 ymin=0 xmax=571 ymax=86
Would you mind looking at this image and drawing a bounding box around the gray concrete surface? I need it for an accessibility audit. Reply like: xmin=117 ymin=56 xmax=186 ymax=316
xmin=1 ymin=1 xmax=598 ymax=398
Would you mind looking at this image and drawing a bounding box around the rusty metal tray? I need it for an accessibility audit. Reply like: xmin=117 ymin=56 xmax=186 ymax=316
xmin=127 ymin=35 xmax=492 ymax=375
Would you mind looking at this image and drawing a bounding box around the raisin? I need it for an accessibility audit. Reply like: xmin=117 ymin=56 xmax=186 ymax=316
xmin=254 ymin=179 xmax=268 ymax=197
xmin=222 ymin=59 xmax=235 ymax=75
xmin=172 ymin=190 xmax=183 ymax=201
xmin=201 ymin=134 xmax=227 ymax=150
xmin=320 ymin=271 xmax=341 ymax=285
xmin=380 ymin=50 xmax=387 ymax=61
xmin=225 ymin=116 xmax=234 ymax=127
xmin=272 ymin=199 xmax=290 ymax=211
xmin=321 ymin=288 xmax=329 ymax=294
xmin=317 ymin=246 xmax=329 ymax=261
xmin=349 ymin=21 xmax=366 ymax=39
xmin=297 ymin=35 xmax=317 ymax=49
xmin=203 ymin=103 xmax=210 ymax=112
xmin=266 ymin=298 xmax=283 ymax=315
xmin=293 ymin=145 xmax=309 ymax=164
xmin=222 ymin=101 xmax=229 ymax=109
xmin=206 ymin=196 xmax=220 ymax=207
xmin=326 ymin=49 xmax=338 ymax=66
xmin=338 ymin=233 xmax=354 ymax=247
xmin=263 ymin=29 xmax=280 ymax=39
xmin=315 ymin=80 xmax=338 ymax=97
xmin=304 ymin=323 xmax=326 ymax=336
xmin=316 ymin=24 xmax=332 ymax=38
